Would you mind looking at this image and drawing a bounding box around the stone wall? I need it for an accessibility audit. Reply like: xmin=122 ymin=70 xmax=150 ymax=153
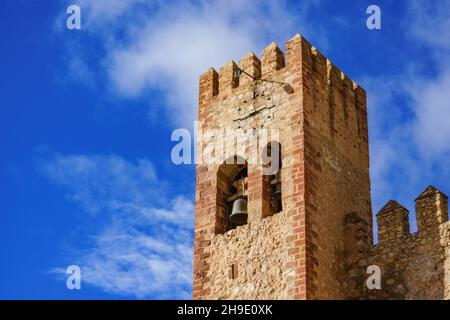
xmin=355 ymin=186 xmax=450 ymax=300
xmin=204 ymin=212 xmax=294 ymax=299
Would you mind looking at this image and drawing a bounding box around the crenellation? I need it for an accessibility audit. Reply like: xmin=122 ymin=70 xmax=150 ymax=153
xmin=415 ymin=186 xmax=449 ymax=236
xmin=358 ymin=185 xmax=450 ymax=299
xmin=218 ymin=60 xmax=239 ymax=96
xmin=239 ymin=52 xmax=261 ymax=86
xmin=199 ymin=67 xmax=219 ymax=101
xmin=343 ymin=76 xmax=362 ymax=164
xmin=351 ymin=83 xmax=369 ymax=168
xmin=376 ymin=200 xmax=410 ymax=246
xmin=352 ymin=83 xmax=367 ymax=138
xmin=340 ymin=74 xmax=350 ymax=123
xmin=261 ymin=42 xmax=285 ymax=78
xmin=309 ymin=47 xmax=329 ymax=137
xmin=326 ymin=59 xmax=341 ymax=138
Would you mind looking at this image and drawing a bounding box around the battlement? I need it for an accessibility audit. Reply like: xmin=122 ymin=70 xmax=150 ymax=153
xmin=376 ymin=200 xmax=410 ymax=245
xmin=198 ymin=40 xmax=288 ymax=99
xmin=352 ymin=185 xmax=450 ymax=299
xmin=415 ymin=185 xmax=449 ymax=234
xmin=199 ymin=34 xmax=365 ymax=103
xmin=198 ymin=34 xmax=369 ymax=171
xmin=376 ymin=185 xmax=449 ymax=247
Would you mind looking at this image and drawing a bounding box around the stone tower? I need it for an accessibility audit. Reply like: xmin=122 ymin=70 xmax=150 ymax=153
xmin=193 ymin=34 xmax=372 ymax=300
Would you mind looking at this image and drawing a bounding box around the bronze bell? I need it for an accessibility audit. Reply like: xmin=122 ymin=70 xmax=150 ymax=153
xmin=229 ymin=198 xmax=248 ymax=224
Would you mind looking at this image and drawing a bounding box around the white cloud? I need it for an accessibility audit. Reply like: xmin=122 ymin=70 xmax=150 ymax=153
xmin=406 ymin=0 xmax=450 ymax=155
xmin=77 ymin=0 xmax=148 ymax=25
xmin=65 ymin=0 xmax=324 ymax=125
xmin=42 ymin=154 xmax=194 ymax=298
xmin=407 ymin=0 xmax=450 ymax=51
xmin=363 ymin=1 xmax=450 ymax=217
xmin=42 ymin=154 xmax=158 ymax=214
xmin=410 ymin=70 xmax=450 ymax=155
xmin=74 ymin=198 xmax=194 ymax=299
xmin=67 ymin=56 xmax=96 ymax=88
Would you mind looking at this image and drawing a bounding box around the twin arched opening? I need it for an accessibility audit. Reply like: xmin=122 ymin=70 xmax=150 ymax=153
xmin=215 ymin=142 xmax=283 ymax=235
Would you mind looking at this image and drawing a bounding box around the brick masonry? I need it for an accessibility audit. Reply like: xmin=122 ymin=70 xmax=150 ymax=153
xmin=193 ymin=34 xmax=450 ymax=300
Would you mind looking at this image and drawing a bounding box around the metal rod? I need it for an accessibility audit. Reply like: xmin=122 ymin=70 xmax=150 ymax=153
xmin=236 ymin=67 xmax=289 ymax=86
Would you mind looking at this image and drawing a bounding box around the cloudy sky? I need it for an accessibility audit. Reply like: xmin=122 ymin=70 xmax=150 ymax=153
xmin=1 ymin=0 xmax=449 ymax=299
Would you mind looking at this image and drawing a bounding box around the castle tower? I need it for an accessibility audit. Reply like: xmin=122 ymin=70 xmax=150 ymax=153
xmin=193 ymin=34 xmax=372 ymax=299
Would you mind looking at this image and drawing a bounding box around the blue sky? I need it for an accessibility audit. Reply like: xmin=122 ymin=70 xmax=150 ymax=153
xmin=1 ymin=0 xmax=449 ymax=299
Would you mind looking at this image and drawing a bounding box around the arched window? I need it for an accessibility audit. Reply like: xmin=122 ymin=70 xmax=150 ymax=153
xmin=216 ymin=156 xmax=248 ymax=234
xmin=263 ymin=141 xmax=282 ymax=217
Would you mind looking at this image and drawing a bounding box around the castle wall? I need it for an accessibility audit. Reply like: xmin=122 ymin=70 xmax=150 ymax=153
xmin=360 ymin=187 xmax=450 ymax=300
